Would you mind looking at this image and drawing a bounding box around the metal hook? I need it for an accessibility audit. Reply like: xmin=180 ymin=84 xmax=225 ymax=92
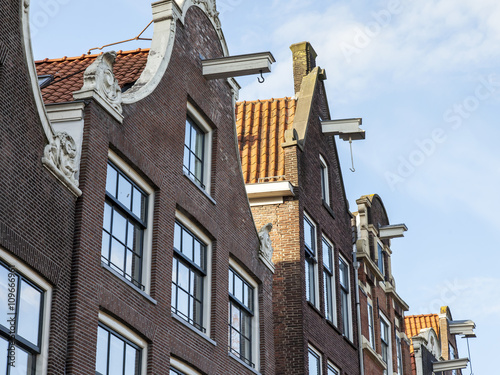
xmin=349 ymin=137 xmax=356 ymax=172
xmin=258 ymin=70 xmax=265 ymax=84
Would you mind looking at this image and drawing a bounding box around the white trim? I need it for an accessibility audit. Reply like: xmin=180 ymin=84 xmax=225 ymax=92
xmin=98 ymin=312 xmax=147 ymax=375
xmin=174 ymin=211 xmax=212 ymax=337
xmin=0 ymin=247 xmax=52 ymax=375
xmin=321 ymin=235 xmax=336 ymax=326
xmin=186 ymin=102 xmax=213 ymax=195
xmin=308 ymin=344 xmax=323 ymax=375
xmin=107 ymin=150 xmax=155 ymax=295
xmin=171 ymin=357 xmax=202 ymax=374
xmin=228 ymin=258 xmax=260 ymax=372
xmin=304 ymin=212 xmax=320 ymax=310
xmin=339 ymin=253 xmax=353 ymax=341
xmin=327 ymin=361 xmax=340 ymax=375
xmin=319 ymin=155 xmax=330 ymax=206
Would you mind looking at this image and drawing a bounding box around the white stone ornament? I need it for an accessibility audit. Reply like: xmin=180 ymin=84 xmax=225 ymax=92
xmin=258 ymin=223 xmax=274 ymax=266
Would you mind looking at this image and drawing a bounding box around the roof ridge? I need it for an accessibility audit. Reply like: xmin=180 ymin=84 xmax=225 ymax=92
xmin=236 ymin=97 xmax=296 ymax=105
xmin=35 ymin=48 xmax=151 ymax=64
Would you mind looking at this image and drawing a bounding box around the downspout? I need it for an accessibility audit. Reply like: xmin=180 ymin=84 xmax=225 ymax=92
xmin=352 ymin=219 xmax=364 ymax=375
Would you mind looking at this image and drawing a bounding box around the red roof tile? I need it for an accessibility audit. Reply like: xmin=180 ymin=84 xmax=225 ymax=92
xmin=236 ymin=98 xmax=297 ymax=184
xmin=405 ymin=314 xmax=440 ymax=354
xmin=35 ymin=48 xmax=149 ymax=104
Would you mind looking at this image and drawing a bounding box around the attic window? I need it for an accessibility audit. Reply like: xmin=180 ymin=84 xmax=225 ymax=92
xmin=121 ymin=81 xmax=136 ymax=93
xmin=37 ymin=75 xmax=53 ymax=88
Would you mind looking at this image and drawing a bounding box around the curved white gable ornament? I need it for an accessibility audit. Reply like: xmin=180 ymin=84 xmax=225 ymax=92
xmin=73 ymin=51 xmax=123 ymax=120
xmin=122 ymin=0 xmax=229 ymax=104
xmin=258 ymin=223 xmax=275 ymax=272
xmin=42 ymin=132 xmax=79 ymax=192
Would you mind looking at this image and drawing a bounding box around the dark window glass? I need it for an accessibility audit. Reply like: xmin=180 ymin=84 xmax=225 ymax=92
xmin=377 ymin=243 xmax=385 ymax=275
xmin=339 ymin=258 xmax=350 ymax=339
xmin=304 ymin=217 xmax=317 ymax=305
xmin=322 ymin=238 xmax=334 ymax=322
xmin=183 ymin=117 xmax=206 ymax=189
xmin=95 ymin=325 xmax=141 ymax=375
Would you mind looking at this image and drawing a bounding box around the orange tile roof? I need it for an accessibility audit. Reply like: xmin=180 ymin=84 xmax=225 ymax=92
xmin=405 ymin=314 xmax=440 ymax=354
xmin=35 ymin=48 xmax=149 ymax=104
xmin=236 ymin=98 xmax=297 ymax=184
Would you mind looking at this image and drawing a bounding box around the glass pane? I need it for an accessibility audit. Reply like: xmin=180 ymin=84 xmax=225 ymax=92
xmin=109 ymin=334 xmax=125 ymax=375
xmin=110 ymin=239 xmax=126 ymax=272
xmin=183 ymin=147 xmax=190 ymax=171
xmin=177 ymin=289 xmax=189 ymax=319
xmin=0 ymin=337 xmax=8 ymax=375
xmin=101 ymin=232 xmax=111 ymax=260
xmin=132 ymin=187 xmax=145 ymax=220
xmin=193 ymin=241 xmax=201 ymax=268
xmin=103 ymin=203 xmax=112 ymax=231
xmin=193 ymin=298 xmax=203 ymax=328
xmin=230 ymin=327 xmax=240 ymax=354
xmin=10 ymin=346 xmax=30 ymax=375
xmin=241 ymin=336 xmax=251 ymax=363
xmin=112 ymin=210 xmax=127 ymax=244
xmin=234 ymin=276 xmax=243 ymax=302
xmin=181 ymin=230 xmax=193 ymax=261
xmin=174 ymin=223 xmax=181 ymax=251
xmin=242 ymin=312 xmax=251 ymax=338
xmin=231 ymin=304 xmax=240 ymax=330
xmin=106 ymin=164 xmax=118 ymax=197
xmin=96 ymin=327 xmax=109 ymax=375
xmin=322 ymin=240 xmax=331 ymax=270
xmin=305 ymin=260 xmax=310 ymax=301
xmin=228 ymin=270 xmax=233 ymax=295
xmin=328 ymin=365 xmax=339 ymax=375
xmin=308 ymin=350 xmax=320 ymax=375
xmin=127 ymin=222 xmax=135 ymax=250
xmin=125 ymin=250 xmax=133 ymax=281
xmin=195 ymin=131 xmax=204 ymax=159
xmin=18 ymin=279 xmax=42 ymax=346
xmin=124 ymin=343 xmax=138 ymax=375
xmin=304 ymin=219 xmax=312 ymax=249
xmin=185 ymin=121 xmax=191 ymax=147
xmin=177 ymin=262 xmax=190 ymax=291
xmin=118 ymin=174 xmax=132 ymax=210
xmin=193 ymin=273 xmax=203 ymax=300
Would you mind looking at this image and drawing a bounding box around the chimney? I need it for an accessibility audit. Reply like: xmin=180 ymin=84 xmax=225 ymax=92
xmin=290 ymin=41 xmax=317 ymax=94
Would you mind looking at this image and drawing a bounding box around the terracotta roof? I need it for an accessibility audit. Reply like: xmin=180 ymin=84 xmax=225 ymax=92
xmin=405 ymin=314 xmax=440 ymax=355
xmin=236 ymin=98 xmax=297 ymax=184
xmin=35 ymin=48 xmax=149 ymax=104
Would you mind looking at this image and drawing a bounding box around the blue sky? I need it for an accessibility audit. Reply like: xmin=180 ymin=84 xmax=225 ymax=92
xmin=30 ymin=0 xmax=498 ymax=372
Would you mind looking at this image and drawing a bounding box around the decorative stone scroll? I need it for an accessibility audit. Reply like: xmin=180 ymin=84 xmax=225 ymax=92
xmin=42 ymin=132 xmax=81 ymax=196
xmin=73 ymin=51 xmax=123 ymax=120
xmin=258 ymin=223 xmax=275 ymax=272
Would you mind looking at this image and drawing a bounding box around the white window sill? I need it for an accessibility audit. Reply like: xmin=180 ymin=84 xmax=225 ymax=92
xmin=228 ymin=352 xmax=260 ymax=375
xmin=171 ymin=313 xmax=217 ymax=346
xmin=183 ymin=171 xmax=216 ymax=205
xmin=101 ymin=262 xmax=157 ymax=305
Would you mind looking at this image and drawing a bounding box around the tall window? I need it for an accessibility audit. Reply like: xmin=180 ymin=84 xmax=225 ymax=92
xmin=96 ymin=324 xmax=142 ymax=375
xmin=380 ymin=316 xmax=391 ymax=375
xmin=102 ymin=161 xmax=149 ymax=290
xmin=377 ymin=242 xmax=385 ymax=276
xmin=327 ymin=362 xmax=339 ymax=375
xmin=367 ymin=303 xmax=375 ymax=348
xmin=172 ymin=221 xmax=207 ymax=332
xmin=396 ymin=331 xmax=403 ymax=375
xmin=319 ymin=155 xmax=330 ymax=205
xmin=183 ymin=116 xmax=206 ymax=189
xmin=0 ymin=262 xmax=44 ymax=375
xmin=228 ymin=268 xmax=255 ymax=368
xmin=308 ymin=346 xmax=322 ymax=375
xmin=339 ymin=256 xmax=352 ymax=340
xmin=322 ymin=237 xmax=335 ymax=324
xmin=304 ymin=215 xmax=318 ymax=307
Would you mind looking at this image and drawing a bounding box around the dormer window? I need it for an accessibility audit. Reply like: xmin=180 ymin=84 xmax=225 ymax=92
xmin=37 ymin=74 xmax=53 ymax=89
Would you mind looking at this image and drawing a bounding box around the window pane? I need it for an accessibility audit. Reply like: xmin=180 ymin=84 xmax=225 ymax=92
xmin=118 ymin=174 xmax=132 ymax=210
xmin=124 ymin=343 xmax=139 ymax=375
xmin=177 ymin=262 xmax=190 ymax=291
xmin=177 ymin=289 xmax=189 ymax=319
xmin=112 ymin=210 xmax=127 ymax=244
xmin=109 ymin=334 xmax=125 ymax=375
xmin=10 ymin=346 xmax=31 ymax=375
xmin=194 ymin=130 xmax=204 ymax=159
xmin=174 ymin=223 xmax=181 ymax=252
xmin=308 ymin=349 xmax=320 ymax=375
xmin=181 ymin=229 xmax=193 ymax=261
xmin=322 ymin=240 xmax=331 ymax=271
xmin=305 ymin=259 xmax=310 ymax=302
xmin=18 ymin=279 xmax=42 ymax=346
xmin=0 ymin=337 xmax=8 ymax=375
xmin=110 ymin=239 xmax=126 ymax=272
xmin=106 ymin=164 xmax=118 ymax=197
xmin=103 ymin=203 xmax=112 ymax=232
xmin=234 ymin=276 xmax=243 ymax=303
xmin=96 ymin=327 xmax=109 ymax=375
xmin=101 ymin=232 xmax=111 ymax=260
xmin=304 ymin=218 xmax=313 ymax=250
xmin=132 ymin=188 xmax=145 ymax=220
xmin=328 ymin=364 xmax=338 ymax=375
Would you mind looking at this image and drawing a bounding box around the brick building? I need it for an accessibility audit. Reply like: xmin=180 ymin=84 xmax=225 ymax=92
xmin=236 ymin=42 xmax=361 ymax=375
xmin=354 ymin=194 xmax=411 ymax=375
xmin=405 ymin=306 xmax=476 ymax=375
xmin=3 ymin=0 xmax=277 ymax=374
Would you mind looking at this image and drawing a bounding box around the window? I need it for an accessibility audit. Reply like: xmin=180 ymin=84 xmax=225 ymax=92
xmin=377 ymin=242 xmax=385 ymax=276
xmin=396 ymin=331 xmax=403 ymax=375
xmin=308 ymin=346 xmax=322 ymax=375
xmin=102 ymin=151 xmax=154 ymax=293
xmin=322 ymin=237 xmax=336 ymax=324
xmin=327 ymin=362 xmax=339 ymax=375
xmin=304 ymin=214 xmax=319 ymax=307
xmin=170 ymin=357 xmax=201 ymax=375
xmin=95 ymin=313 xmax=147 ymax=375
xmin=339 ymin=256 xmax=352 ymax=340
xmin=172 ymin=220 xmax=208 ymax=333
xmin=0 ymin=261 xmax=47 ymax=375
xmin=228 ymin=265 xmax=258 ymax=369
xmin=367 ymin=303 xmax=375 ymax=349
xmin=380 ymin=314 xmax=392 ymax=375
xmin=183 ymin=103 xmax=212 ymax=192
xmin=449 ymin=344 xmax=457 ymax=375
xmin=319 ymin=155 xmax=329 ymax=205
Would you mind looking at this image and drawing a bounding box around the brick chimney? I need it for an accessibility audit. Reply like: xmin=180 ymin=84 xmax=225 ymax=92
xmin=290 ymin=41 xmax=317 ymax=94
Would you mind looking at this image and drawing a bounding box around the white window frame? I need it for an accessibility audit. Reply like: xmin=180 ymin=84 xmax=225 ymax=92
xmin=379 ymin=312 xmax=392 ymax=375
xmin=367 ymin=301 xmax=375 ymax=349
xmin=228 ymin=258 xmax=260 ymax=372
xmin=376 ymin=239 xmax=385 ymax=277
xmin=97 ymin=312 xmax=147 ymax=375
xmin=184 ymin=102 xmax=213 ymax=194
xmin=0 ymin=248 xmax=52 ymax=375
xmin=327 ymin=361 xmax=340 ymax=375
xmin=319 ymin=155 xmax=330 ymax=205
xmin=304 ymin=212 xmax=320 ymax=309
xmin=339 ymin=254 xmax=353 ymax=341
xmin=322 ymin=235 xmax=336 ymax=326
xmin=396 ymin=330 xmax=404 ymax=375
xmin=170 ymin=357 xmax=202 ymax=375
xmin=308 ymin=344 xmax=322 ymax=375
xmin=106 ymin=150 xmax=155 ymax=295
xmin=172 ymin=211 xmax=212 ymax=337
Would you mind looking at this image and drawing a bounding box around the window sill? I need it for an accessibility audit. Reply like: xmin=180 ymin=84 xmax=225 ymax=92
xmin=101 ymin=262 xmax=157 ymax=305
xmin=228 ymin=352 xmax=260 ymax=375
xmin=171 ymin=313 xmax=217 ymax=346
xmin=322 ymin=200 xmax=335 ymax=219
xmin=183 ymin=171 xmax=216 ymax=205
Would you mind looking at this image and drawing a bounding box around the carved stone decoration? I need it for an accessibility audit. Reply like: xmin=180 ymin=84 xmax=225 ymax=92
xmin=191 ymin=0 xmax=221 ymax=30
xmin=258 ymin=223 xmax=274 ymax=271
xmin=74 ymin=51 xmax=122 ymax=114
xmin=24 ymin=0 xmax=30 ymax=13
xmin=42 ymin=132 xmax=81 ymax=196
